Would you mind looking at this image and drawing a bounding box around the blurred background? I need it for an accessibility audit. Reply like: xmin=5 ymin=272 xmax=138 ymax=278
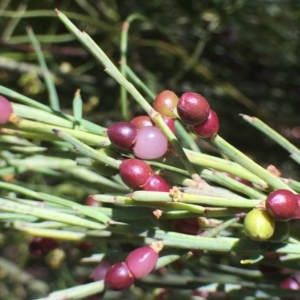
xmin=0 ymin=1 xmax=300 ymax=298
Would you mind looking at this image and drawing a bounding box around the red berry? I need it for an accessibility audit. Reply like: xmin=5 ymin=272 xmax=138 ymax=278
xmin=0 ymin=95 xmax=13 ymax=124
xmin=153 ymin=90 xmax=179 ymax=118
xmin=133 ymin=126 xmax=168 ymax=160
xmin=119 ymin=158 xmax=153 ymax=189
xmin=192 ymin=109 xmax=219 ymax=138
xmin=92 ymin=261 xmax=112 ymax=281
xmin=161 ymin=117 xmax=175 ymax=133
xmin=177 ymin=92 xmax=210 ymax=125
xmin=104 ymin=262 xmax=134 ymax=290
xmin=173 ymin=218 xmax=200 ymax=235
xmin=29 ymin=237 xmax=59 ymax=257
xmin=292 ymin=194 xmax=300 ymax=219
xmin=266 ymin=189 xmax=298 ymax=221
xmin=131 ymin=115 xmax=153 ymax=129
xmin=142 ymin=174 xmax=169 ymax=192
xmin=107 ymin=122 xmax=137 ymax=151
xmin=125 ymin=246 xmax=158 ymax=279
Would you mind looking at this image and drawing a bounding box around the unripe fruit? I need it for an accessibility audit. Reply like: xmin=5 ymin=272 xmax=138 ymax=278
xmin=104 ymin=262 xmax=134 ymax=290
xmin=244 ymin=209 xmax=275 ymax=241
xmin=142 ymin=174 xmax=169 ymax=192
xmin=177 ymin=92 xmax=210 ymax=125
xmin=266 ymin=189 xmax=298 ymax=221
xmin=0 ymin=95 xmax=13 ymax=124
xmin=133 ymin=126 xmax=168 ymax=160
xmin=125 ymin=245 xmax=158 ymax=279
xmin=119 ymin=159 xmax=153 ymax=189
xmin=192 ymin=109 xmax=219 ymax=138
xmin=107 ymin=122 xmax=137 ymax=151
xmin=153 ymin=90 xmax=179 ymax=118
xmin=131 ymin=115 xmax=153 ymax=129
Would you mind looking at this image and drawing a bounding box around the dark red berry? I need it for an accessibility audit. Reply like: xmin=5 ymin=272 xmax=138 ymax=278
xmin=292 ymin=194 xmax=300 ymax=219
xmin=153 ymin=90 xmax=178 ymax=118
xmin=177 ymin=92 xmax=210 ymax=125
xmin=0 ymin=95 xmax=13 ymax=124
xmin=192 ymin=109 xmax=219 ymax=138
xmin=119 ymin=158 xmax=153 ymax=189
xmin=107 ymin=122 xmax=137 ymax=151
xmin=77 ymin=241 xmax=93 ymax=252
xmin=142 ymin=174 xmax=169 ymax=192
xmin=125 ymin=246 xmax=158 ymax=279
xmin=173 ymin=218 xmax=200 ymax=235
xmin=266 ymin=189 xmax=298 ymax=221
xmin=104 ymin=262 xmax=134 ymax=291
xmin=29 ymin=237 xmax=59 ymax=257
xmin=92 ymin=261 xmax=112 ymax=281
xmin=131 ymin=115 xmax=153 ymax=129
xmin=133 ymin=126 xmax=168 ymax=159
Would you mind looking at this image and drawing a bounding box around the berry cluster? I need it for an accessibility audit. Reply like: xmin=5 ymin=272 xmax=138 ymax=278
xmin=176 ymin=92 xmax=219 ymax=138
xmin=92 ymin=244 xmax=161 ymax=291
xmin=244 ymin=189 xmax=300 ymax=241
xmin=119 ymin=158 xmax=169 ymax=191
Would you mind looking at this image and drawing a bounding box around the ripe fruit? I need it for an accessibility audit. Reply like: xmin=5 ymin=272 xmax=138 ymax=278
xmin=131 ymin=115 xmax=153 ymax=129
xmin=29 ymin=237 xmax=59 ymax=257
xmin=192 ymin=109 xmax=219 ymax=138
xmin=133 ymin=126 xmax=168 ymax=160
xmin=107 ymin=122 xmax=137 ymax=151
xmin=173 ymin=218 xmax=201 ymax=235
xmin=92 ymin=261 xmax=112 ymax=281
xmin=161 ymin=116 xmax=175 ymax=133
xmin=177 ymin=92 xmax=210 ymax=125
xmin=125 ymin=245 xmax=159 ymax=279
xmin=266 ymin=189 xmax=298 ymax=221
xmin=280 ymin=276 xmax=300 ymax=290
xmin=243 ymin=208 xmax=275 ymax=241
xmin=0 ymin=95 xmax=13 ymax=124
xmin=153 ymin=90 xmax=179 ymax=118
xmin=119 ymin=158 xmax=153 ymax=189
xmin=142 ymin=174 xmax=169 ymax=192
xmin=104 ymin=262 xmax=134 ymax=290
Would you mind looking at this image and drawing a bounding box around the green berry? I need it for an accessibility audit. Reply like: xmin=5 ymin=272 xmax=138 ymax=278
xmin=244 ymin=209 xmax=275 ymax=241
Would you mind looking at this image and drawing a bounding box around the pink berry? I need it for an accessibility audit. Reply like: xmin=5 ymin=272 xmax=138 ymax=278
xmin=192 ymin=109 xmax=219 ymax=138
xmin=107 ymin=122 xmax=137 ymax=151
xmin=131 ymin=115 xmax=153 ymax=129
xmin=119 ymin=158 xmax=153 ymax=189
xmin=104 ymin=262 xmax=134 ymax=291
xmin=92 ymin=261 xmax=112 ymax=281
xmin=266 ymin=189 xmax=298 ymax=221
xmin=84 ymin=196 xmax=101 ymax=207
xmin=153 ymin=90 xmax=179 ymax=118
xmin=177 ymin=92 xmax=210 ymax=125
xmin=142 ymin=174 xmax=169 ymax=192
xmin=125 ymin=246 xmax=158 ymax=279
xmin=280 ymin=277 xmax=300 ymax=290
xmin=0 ymin=95 xmax=13 ymax=124
xmin=133 ymin=126 xmax=168 ymax=159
